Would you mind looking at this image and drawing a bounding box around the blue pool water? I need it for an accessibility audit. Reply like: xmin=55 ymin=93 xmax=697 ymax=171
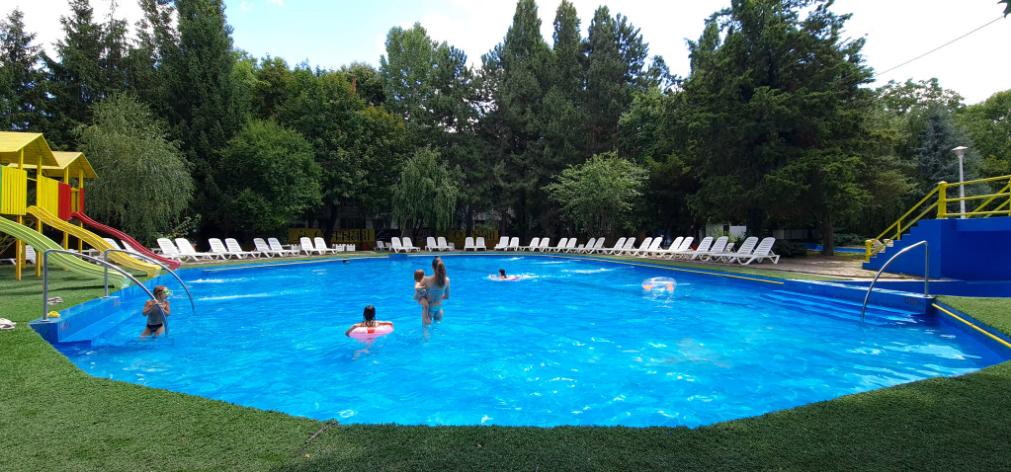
xmin=57 ymin=255 xmax=1009 ymax=427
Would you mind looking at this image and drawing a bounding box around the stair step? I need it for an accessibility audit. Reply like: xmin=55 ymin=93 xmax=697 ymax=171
xmin=762 ymin=291 xmax=923 ymax=327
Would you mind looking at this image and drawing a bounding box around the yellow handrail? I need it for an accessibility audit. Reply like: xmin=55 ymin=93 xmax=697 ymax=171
xmin=866 ymin=175 xmax=1011 ymax=262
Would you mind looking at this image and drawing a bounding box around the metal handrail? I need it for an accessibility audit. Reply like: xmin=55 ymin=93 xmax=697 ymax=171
xmin=41 ymin=249 xmax=158 ymax=322
xmin=860 ymin=241 xmax=929 ymax=321
xmin=102 ymin=248 xmax=196 ymax=315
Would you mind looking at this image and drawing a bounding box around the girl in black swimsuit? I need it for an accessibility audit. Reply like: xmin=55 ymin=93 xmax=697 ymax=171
xmin=141 ymin=285 xmax=171 ymax=337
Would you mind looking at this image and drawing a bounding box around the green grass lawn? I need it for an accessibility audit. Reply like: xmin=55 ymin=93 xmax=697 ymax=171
xmin=2 ymin=260 xmax=1010 ymax=471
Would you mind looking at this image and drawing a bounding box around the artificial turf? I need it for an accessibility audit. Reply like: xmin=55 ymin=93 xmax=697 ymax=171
xmin=1 ymin=262 xmax=1010 ymax=471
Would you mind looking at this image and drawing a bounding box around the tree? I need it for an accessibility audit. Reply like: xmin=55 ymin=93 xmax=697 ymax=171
xmin=545 ymin=152 xmax=646 ymax=236
xmin=77 ymin=94 xmax=193 ymax=243
xmin=682 ymin=0 xmax=883 ymax=254
xmin=160 ymin=0 xmax=245 ymax=227
xmin=912 ymin=105 xmax=979 ymax=192
xmin=958 ymin=90 xmax=1011 ymax=177
xmin=392 ymin=147 xmax=459 ymax=236
xmin=44 ymin=0 xmax=134 ymax=147
xmin=480 ymin=0 xmax=552 ymax=236
xmin=216 ymin=120 xmax=321 ymax=236
xmin=278 ymin=67 xmax=363 ymax=237
xmin=0 ymin=8 xmax=47 ymax=132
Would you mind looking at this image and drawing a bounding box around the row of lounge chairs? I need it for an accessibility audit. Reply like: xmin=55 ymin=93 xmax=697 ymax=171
xmin=154 ymin=237 xmax=356 ymax=262
xmin=490 ymin=235 xmax=779 ymax=265
xmin=376 ymin=236 xmax=490 ymax=252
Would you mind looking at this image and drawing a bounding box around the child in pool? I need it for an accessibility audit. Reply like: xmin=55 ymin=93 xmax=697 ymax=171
xmin=140 ymin=285 xmax=171 ymax=337
xmin=413 ymin=269 xmax=431 ymax=324
xmin=344 ymin=305 xmax=393 ymax=337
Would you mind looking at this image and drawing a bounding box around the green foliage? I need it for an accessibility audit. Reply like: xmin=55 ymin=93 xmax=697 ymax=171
xmin=911 ymin=106 xmax=979 ymax=191
xmin=0 ymin=8 xmax=48 ymax=132
xmin=681 ymin=0 xmax=891 ymax=252
xmin=160 ymin=0 xmax=245 ymax=222
xmin=876 ymin=78 xmax=964 ymax=115
xmin=958 ymin=90 xmax=1011 ymax=177
xmin=216 ymin=120 xmax=321 ymax=236
xmin=42 ymin=0 xmax=133 ymax=148
xmin=77 ymin=94 xmax=193 ymax=244
xmin=545 ymin=152 xmax=646 ymax=235
xmin=392 ymin=147 xmax=459 ymax=233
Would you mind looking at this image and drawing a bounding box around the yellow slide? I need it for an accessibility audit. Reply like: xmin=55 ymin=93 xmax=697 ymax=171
xmin=27 ymin=206 xmax=161 ymax=277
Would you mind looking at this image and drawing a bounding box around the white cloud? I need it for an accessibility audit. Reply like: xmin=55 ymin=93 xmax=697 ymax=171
xmin=267 ymin=0 xmax=285 ymax=7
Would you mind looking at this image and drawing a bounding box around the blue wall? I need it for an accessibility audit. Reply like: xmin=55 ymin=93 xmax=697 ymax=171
xmin=865 ymin=217 xmax=1011 ymax=280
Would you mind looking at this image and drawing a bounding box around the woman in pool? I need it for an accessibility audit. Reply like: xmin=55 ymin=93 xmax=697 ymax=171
xmin=141 ymin=285 xmax=171 ymax=337
xmin=423 ymin=258 xmax=450 ymax=323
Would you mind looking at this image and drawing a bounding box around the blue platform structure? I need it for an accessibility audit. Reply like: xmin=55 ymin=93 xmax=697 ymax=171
xmin=862 ymin=176 xmax=1011 ymax=292
xmin=863 ymin=217 xmax=1011 ymax=280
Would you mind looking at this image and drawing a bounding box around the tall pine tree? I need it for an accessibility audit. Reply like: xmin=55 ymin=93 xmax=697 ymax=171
xmin=44 ymin=0 xmax=106 ymax=147
xmin=160 ymin=0 xmax=245 ymax=228
xmin=0 ymin=8 xmax=47 ymax=132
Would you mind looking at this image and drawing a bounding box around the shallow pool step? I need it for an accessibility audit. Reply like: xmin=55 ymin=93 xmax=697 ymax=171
xmin=762 ymin=290 xmax=924 ymax=327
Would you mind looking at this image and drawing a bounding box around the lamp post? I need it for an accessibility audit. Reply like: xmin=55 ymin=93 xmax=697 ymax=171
xmin=951 ymin=146 xmax=968 ymax=218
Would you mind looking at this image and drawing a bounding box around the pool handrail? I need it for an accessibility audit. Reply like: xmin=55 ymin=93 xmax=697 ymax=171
xmin=41 ymin=249 xmax=158 ymax=323
xmin=102 ymin=248 xmax=196 ymax=316
xmin=860 ymin=240 xmax=929 ymax=321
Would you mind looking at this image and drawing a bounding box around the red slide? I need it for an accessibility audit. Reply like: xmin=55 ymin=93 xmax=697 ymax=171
xmin=71 ymin=212 xmax=182 ymax=269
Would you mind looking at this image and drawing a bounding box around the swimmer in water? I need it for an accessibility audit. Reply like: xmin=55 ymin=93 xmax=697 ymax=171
xmin=498 ymin=268 xmax=508 ymax=279
xmin=345 ymin=305 xmax=393 ymax=337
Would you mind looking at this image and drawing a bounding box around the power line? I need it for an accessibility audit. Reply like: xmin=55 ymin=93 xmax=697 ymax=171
xmin=873 ymin=15 xmax=1005 ymax=79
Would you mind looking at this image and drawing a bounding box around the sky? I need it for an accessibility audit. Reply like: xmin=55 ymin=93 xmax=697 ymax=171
xmin=5 ymin=0 xmax=1010 ymax=104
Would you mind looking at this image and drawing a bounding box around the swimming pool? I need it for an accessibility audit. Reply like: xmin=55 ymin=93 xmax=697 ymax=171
xmin=53 ymin=255 xmax=1010 ymax=427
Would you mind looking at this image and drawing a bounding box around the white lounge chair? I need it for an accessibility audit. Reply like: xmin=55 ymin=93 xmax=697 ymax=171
xmin=207 ymin=238 xmax=235 ymax=259
xmin=437 ymin=236 xmax=452 ymax=251
xmin=683 ymin=236 xmax=713 ymax=261
xmin=598 ymin=237 xmax=625 ymax=255
xmin=548 ymin=238 xmax=568 ymax=252
xmin=25 ymin=245 xmax=36 ymax=264
xmin=268 ymin=238 xmax=299 ymax=257
xmin=102 ymin=237 xmax=122 ymax=250
xmin=735 ymin=237 xmax=780 ymax=265
xmin=402 ymin=237 xmax=421 ymax=252
xmin=464 ymin=237 xmax=477 ymax=251
xmin=493 ymin=237 xmax=509 ymax=250
xmin=578 ymin=238 xmax=596 ymax=253
xmin=426 ymin=237 xmax=439 ymax=251
xmin=503 ymin=237 xmax=517 ymax=251
xmin=717 ymin=236 xmax=759 ymax=263
xmin=651 ymin=237 xmax=682 ymax=258
xmin=390 ymin=237 xmax=405 ymax=253
xmin=175 ymin=238 xmax=216 ymax=261
xmin=253 ymin=238 xmax=275 ymax=258
xmin=622 ymin=237 xmax=650 ymax=256
xmin=563 ymin=238 xmax=578 ymax=253
xmin=156 ymin=238 xmax=184 ymax=261
xmin=227 ymin=238 xmax=260 ymax=258
xmin=533 ymin=238 xmax=549 ymax=252
xmin=299 ymin=237 xmax=319 ymax=255
xmin=375 ymin=241 xmax=386 ymax=251
xmin=694 ymin=236 xmax=728 ymax=261
xmin=589 ymin=238 xmax=607 ymax=254
xmin=668 ymin=237 xmax=695 ymax=259
xmin=314 ymin=237 xmax=339 ymax=255
xmin=520 ymin=237 xmax=540 ymax=251
xmin=635 ymin=237 xmax=661 ymax=257
xmin=475 ymin=237 xmax=487 ymax=251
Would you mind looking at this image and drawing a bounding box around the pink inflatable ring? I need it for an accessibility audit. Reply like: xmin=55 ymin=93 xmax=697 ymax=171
xmin=349 ymin=324 xmax=394 ymax=341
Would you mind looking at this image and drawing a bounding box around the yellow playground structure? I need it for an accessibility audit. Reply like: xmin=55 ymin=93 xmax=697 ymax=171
xmin=0 ymin=132 xmax=159 ymax=284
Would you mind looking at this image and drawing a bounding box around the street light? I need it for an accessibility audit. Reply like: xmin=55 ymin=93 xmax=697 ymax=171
xmin=951 ymin=146 xmax=968 ymax=218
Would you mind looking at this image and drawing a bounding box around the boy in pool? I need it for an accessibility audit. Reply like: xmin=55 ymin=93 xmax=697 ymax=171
xmin=414 ymin=269 xmax=431 ymax=324
xmin=344 ymin=305 xmax=393 ymax=337
xmin=141 ymin=285 xmax=171 ymax=337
